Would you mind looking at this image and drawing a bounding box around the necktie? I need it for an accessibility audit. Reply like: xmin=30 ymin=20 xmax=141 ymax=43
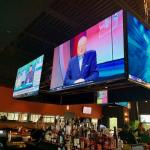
xmin=78 ymin=56 xmax=83 ymax=71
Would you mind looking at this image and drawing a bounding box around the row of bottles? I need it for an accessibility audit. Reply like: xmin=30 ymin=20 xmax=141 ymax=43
xmin=45 ymin=125 xmax=123 ymax=150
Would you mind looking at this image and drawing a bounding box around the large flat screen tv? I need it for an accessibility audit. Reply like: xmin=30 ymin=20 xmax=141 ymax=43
xmin=128 ymin=12 xmax=150 ymax=88
xmin=13 ymin=55 xmax=44 ymax=98
xmin=50 ymin=10 xmax=125 ymax=91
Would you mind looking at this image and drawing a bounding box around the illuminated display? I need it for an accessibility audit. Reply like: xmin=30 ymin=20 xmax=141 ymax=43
xmin=50 ymin=10 xmax=124 ymax=91
xmin=13 ymin=55 xmax=44 ymax=98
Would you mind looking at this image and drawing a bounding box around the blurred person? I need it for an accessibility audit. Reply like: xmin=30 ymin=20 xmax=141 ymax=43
xmin=25 ymin=65 xmax=34 ymax=83
xmin=118 ymin=124 xmax=137 ymax=144
xmin=0 ymin=115 xmax=7 ymax=121
xmin=97 ymin=119 xmax=106 ymax=131
xmin=20 ymin=70 xmax=26 ymax=86
xmin=66 ymin=122 xmax=72 ymax=136
xmin=56 ymin=119 xmax=61 ymax=132
xmin=60 ymin=120 xmax=65 ymax=129
xmin=30 ymin=116 xmax=45 ymax=142
xmin=135 ymin=122 xmax=145 ymax=137
xmin=64 ymin=36 xmax=99 ymax=86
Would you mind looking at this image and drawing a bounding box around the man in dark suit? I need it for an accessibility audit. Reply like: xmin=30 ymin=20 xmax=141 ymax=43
xmin=25 ymin=65 xmax=34 ymax=83
xmin=64 ymin=36 xmax=99 ymax=86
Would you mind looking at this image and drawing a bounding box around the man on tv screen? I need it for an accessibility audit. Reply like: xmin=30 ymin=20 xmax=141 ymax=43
xmin=25 ymin=65 xmax=34 ymax=84
xmin=64 ymin=36 xmax=99 ymax=86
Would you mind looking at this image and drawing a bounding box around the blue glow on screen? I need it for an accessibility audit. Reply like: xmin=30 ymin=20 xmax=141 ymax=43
xmin=116 ymin=102 xmax=128 ymax=107
xmin=97 ymin=58 xmax=124 ymax=79
xmin=128 ymin=12 xmax=150 ymax=83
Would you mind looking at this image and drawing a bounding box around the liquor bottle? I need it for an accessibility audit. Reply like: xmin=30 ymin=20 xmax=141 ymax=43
xmin=8 ymin=131 xmax=11 ymax=142
xmin=118 ymin=136 xmax=123 ymax=149
xmin=113 ymin=126 xmax=118 ymax=148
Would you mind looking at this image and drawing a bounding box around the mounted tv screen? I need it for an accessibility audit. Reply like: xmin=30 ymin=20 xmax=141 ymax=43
xmin=115 ymin=102 xmax=128 ymax=107
xmin=13 ymin=55 xmax=44 ymax=98
xmin=97 ymin=90 xmax=108 ymax=104
xmin=140 ymin=115 xmax=150 ymax=123
xmin=50 ymin=10 xmax=125 ymax=91
xmin=128 ymin=12 xmax=150 ymax=87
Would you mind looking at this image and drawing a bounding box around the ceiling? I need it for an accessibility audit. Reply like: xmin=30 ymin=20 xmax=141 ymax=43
xmin=0 ymin=0 xmax=146 ymax=87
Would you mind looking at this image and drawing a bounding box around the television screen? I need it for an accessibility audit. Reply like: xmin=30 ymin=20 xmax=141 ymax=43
xmin=50 ymin=10 xmax=125 ymax=91
xmin=115 ymin=102 xmax=128 ymax=107
xmin=128 ymin=12 xmax=150 ymax=87
xmin=13 ymin=55 xmax=44 ymax=98
xmin=140 ymin=115 xmax=150 ymax=123
xmin=83 ymin=107 xmax=92 ymax=114
xmin=97 ymin=90 xmax=108 ymax=104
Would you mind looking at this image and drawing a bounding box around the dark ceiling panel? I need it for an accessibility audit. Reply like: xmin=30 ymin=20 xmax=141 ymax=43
xmin=17 ymin=35 xmax=52 ymax=54
xmin=125 ymin=0 xmax=145 ymax=17
xmin=50 ymin=0 xmax=118 ymax=26
xmin=0 ymin=0 xmax=52 ymax=52
xmin=26 ymin=13 xmax=74 ymax=44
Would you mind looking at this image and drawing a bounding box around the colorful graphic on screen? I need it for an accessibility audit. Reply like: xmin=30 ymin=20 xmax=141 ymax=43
xmin=97 ymin=90 xmax=108 ymax=104
xmin=13 ymin=55 xmax=44 ymax=98
xmin=128 ymin=12 xmax=150 ymax=85
xmin=50 ymin=10 xmax=124 ymax=90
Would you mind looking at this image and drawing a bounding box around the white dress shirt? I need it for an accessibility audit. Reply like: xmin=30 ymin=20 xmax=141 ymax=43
xmin=78 ymin=55 xmax=83 ymax=71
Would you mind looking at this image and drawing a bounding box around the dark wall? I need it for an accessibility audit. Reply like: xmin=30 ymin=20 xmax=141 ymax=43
xmin=129 ymin=102 xmax=139 ymax=121
xmin=0 ymin=87 xmax=102 ymax=118
xmin=102 ymin=105 xmax=125 ymax=128
xmin=138 ymin=101 xmax=150 ymax=114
